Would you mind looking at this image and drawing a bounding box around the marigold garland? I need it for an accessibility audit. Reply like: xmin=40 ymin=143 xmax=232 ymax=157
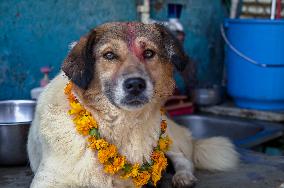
xmin=64 ymin=82 xmax=172 ymax=187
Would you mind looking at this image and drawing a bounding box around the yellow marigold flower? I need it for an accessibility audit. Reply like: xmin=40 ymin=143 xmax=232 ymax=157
xmin=73 ymin=114 xmax=98 ymax=136
xmin=151 ymin=164 xmax=161 ymax=186
xmin=83 ymin=114 xmax=98 ymax=129
xmin=133 ymin=171 xmax=151 ymax=187
xmin=95 ymin=139 xmax=109 ymax=150
xmin=75 ymin=126 xmax=89 ymax=136
xmin=104 ymin=164 xmax=116 ymax=174
xmin=113 ymin=156 xmax=126 ymax=170
xmin=160 ymin=120 xmax=167 ymax=133
xmin=73 ymin=117 xmax=92 ymax=136
xmin=121 ymin=163 xmax=140 ymax=179
xmin=88 ymin=136 xmax=98 ymax=149
xmin=74 ymin=122 xmax=89 ymax=136
xmin=158 ymin=136 xmax=172 ymax=152
xmin=98 ymin=144 xmax=117 ymax=164
xmin=69 ymin=102 xmax=85 ymax=115
xmin=151 ymin=158 xmax=167 ymax=186
xmin=104 ymin=156 xmax=126 ymax=174
xmin=151 ymin=151 xmax=168 ymax=186
xmin=88 ymin=136 xmax=96 ymax=144
xmin=130 ymin=163 xmax=140 ymax=178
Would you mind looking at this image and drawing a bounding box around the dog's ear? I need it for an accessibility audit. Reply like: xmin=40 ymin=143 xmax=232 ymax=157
xmin=155 ymin=24 xmax=188 ymax=71
xmin=62 ymin=30 xmax=96 ymax=89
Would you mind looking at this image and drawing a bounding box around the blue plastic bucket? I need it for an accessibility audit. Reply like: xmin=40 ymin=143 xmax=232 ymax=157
xmin=223 ymin=19 xmax=284 ymax=111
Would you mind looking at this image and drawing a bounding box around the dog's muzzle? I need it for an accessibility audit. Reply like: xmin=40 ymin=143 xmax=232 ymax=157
xmin=104 ymin=74 xmax=154 ymax=110
xmin=104 ymin=74 xmax=153 ymax=110
xmin=123 ymin=77 xmax=146 ymax=96
xmin=120 ymin=76 xmax=150 ymax=108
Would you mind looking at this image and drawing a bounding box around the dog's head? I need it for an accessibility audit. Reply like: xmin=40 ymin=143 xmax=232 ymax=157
xmin=62 ymin=22 xmax=188 ymax=110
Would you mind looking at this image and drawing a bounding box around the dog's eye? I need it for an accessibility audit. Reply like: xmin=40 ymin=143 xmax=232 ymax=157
xmin=143 ymin=49 xmax=155 ymax=59
xmin=103 ymin=52 xmax=116 ymax=60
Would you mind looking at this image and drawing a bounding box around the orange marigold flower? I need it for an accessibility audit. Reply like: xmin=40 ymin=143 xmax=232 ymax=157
xmin=65 ymin=82 xmax=78 ymax=106
xmin=160 ymin=120 xmax=167 ymax=133
xmin=158 ymin=135 xmax=172 ymax=152
xmin=94 ymin=139 xmax=109 ymax=150
xmin=87 ymin=136 xmax=97 ymax=146
xmin=98 ymin=144 xmax=117 ymax=164
xmin=73 ymin=115 xmax=96 ymax=136
xmin=151 ymin=162 xmax=166 ymax=186
xmin=133 ymin=171 xmax=151 ymax=187
xmin=64 ymin=82 xmax=73 ymax=95
xmin=75 ymin=125 xmax=90 ymax=136
xmin=151 ymin=151 xmax=163 ymax=162
xmin=68 ymin=94 xmax=76 ymax=103
xmin=151 ymin=164 xmax=162 ymax=186
xmin=104 ymin=164 xmax=116 ymax=174
xmin=88 ymin=137 xmax=103 ymax=149
xmin=151 ymin=151 xmax=168 ymax=186
xmin=104 ymin=156 xmax=126 ymax=174
xmin=113 ymin=156 xmax=126 ymax=170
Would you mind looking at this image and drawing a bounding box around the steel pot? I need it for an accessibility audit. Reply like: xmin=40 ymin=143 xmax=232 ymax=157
xmin=0 ymin=100 xmax=36 ymax=165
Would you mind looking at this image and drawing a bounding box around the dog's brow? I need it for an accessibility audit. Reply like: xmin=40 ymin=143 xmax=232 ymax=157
xmin=126 ymin=23 xmax=145 ymax=62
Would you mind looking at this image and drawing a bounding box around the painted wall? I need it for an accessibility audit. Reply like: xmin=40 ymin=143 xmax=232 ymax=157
xmin=0 ymin=0 xmax=138 ymax=99
xmin=151 ymin=0 xmax=226 ymax=88
xmin=0 ymin=0 xmax=226 ymax=100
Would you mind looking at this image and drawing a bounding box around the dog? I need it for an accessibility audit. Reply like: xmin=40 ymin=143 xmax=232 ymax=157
xmin=28 ymin=22 xmax=238 ymax=188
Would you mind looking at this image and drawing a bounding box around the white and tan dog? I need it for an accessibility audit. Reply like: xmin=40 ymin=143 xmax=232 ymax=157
xmin=28 ymin=22 xmax=238 ymax=188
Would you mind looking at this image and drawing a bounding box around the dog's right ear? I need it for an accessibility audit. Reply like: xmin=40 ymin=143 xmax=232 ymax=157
xmin=62 ymin=30 xmax=96 ymax=89
xmin=154 ymin=23 xmax=188 ymax=72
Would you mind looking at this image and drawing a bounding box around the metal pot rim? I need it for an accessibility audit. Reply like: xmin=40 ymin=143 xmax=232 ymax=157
xmin=0 ymin=121 xmax=32 ymax=126
xmin=0 ymin=100 xmax=36 ymax=105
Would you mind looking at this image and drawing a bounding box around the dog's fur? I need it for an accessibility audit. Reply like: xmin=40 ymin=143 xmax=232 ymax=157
xmin=28 ymin=22 xmax=239 ymax=188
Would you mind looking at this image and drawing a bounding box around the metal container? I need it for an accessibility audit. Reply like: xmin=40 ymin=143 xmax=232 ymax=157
xmin=0 ymin=100 xmax=36 ymax=165
xmin=173 ymin=114 xmax=284 ymax=148
xmin=193 ymin=87 xmax=222 ymax=106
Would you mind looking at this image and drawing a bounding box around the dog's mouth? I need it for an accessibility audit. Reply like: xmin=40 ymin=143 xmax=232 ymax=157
xmin=120 ymin=95 xmax=149 ymax=109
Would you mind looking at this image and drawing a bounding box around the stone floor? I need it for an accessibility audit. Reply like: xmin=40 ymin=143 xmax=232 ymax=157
xmin=0 ymin=150 xmax=283 ymax=188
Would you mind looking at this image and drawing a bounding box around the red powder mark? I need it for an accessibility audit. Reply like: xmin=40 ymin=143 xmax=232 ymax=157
xmin=126 ymin=23 xmax=144 ymax=62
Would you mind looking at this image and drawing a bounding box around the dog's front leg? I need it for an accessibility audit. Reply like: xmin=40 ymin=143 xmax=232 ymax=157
xmin=30 ymin=170 xmax=69 ymax=188
xmin=167 ymin=151 xmax=197 ymax=188
xmin=30 ymin=158 xmax=73 ymax=188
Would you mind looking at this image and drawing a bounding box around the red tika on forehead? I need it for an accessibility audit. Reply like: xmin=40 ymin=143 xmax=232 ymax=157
xmin=126 ymin=23 xmax=144 ymax=61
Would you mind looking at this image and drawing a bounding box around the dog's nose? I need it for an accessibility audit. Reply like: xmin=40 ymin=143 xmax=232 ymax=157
xmin=123 ymin=78 xmax=146 ymax=96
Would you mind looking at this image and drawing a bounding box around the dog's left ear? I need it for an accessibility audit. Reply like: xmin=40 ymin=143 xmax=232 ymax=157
xmin=62 ymin=30 xmax=97 ymax=89
xmin=155 ymin=24 xmax=188 ymax=71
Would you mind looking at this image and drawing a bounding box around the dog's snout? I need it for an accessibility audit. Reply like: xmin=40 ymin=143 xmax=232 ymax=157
xmin=123 ymin=78 xmax=146 ymax=96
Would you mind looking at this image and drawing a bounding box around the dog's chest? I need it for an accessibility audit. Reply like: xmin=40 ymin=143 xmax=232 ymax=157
xmin=98 ymin=114 xmax=161 ymax=164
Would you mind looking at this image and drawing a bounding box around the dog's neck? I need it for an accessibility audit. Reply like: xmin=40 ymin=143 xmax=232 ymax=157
xmin=74 ymin=85 xmax=163 ymax=164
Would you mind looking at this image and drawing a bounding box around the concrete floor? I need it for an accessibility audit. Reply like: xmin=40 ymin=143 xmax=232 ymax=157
xmin=0 ymin=150 xmax=283 ymax=188
xmin=0 ymin=165 xmax=32 ymax=188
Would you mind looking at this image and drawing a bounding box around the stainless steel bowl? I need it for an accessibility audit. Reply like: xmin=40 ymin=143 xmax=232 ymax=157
xmin=193 ymin=87 xmax=222 ymax=106
xmin=0 ymin=100 xmax=36 ymax=165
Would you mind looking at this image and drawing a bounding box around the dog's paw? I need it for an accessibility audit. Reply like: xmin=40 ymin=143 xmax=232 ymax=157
xmin=172 ymin=170 xmax=197 ymax=188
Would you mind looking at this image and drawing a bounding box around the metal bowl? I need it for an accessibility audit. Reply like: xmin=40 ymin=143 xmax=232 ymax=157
xmin=193 ymin=87 xmax=222 ymax=106
xmin=0 ymin=100 xmax=36 ymax=165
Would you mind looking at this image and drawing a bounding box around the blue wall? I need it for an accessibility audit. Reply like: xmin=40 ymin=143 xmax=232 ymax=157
xmin=0 ymin=0 xmax=226 ymax=100
xmin=151 ymin=0 xmax=226 ymax=87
